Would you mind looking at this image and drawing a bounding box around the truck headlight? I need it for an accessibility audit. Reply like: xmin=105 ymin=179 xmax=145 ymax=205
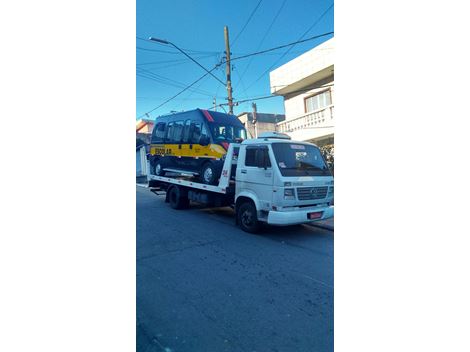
xmin=284 ymin=188 xmax=295 ymax=200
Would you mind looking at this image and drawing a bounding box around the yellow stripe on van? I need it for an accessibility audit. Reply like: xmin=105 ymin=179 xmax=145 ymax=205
xmin=150 ymin=143 xmax=226 ymax=159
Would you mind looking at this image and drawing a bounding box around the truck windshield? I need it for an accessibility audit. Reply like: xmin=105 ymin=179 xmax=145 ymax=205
xmin=271 ymin=143 xmax=332 ymax=177
xmin=210 ymin=123 xmax=247 ymax=142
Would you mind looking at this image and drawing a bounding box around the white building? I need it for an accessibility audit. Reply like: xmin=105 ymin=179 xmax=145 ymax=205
xmin=269 ymin=37 xmax=334 ymax=147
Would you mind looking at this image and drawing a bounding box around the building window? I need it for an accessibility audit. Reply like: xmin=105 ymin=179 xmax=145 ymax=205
xmin=305 ymin=90 xmax=332 ymax=113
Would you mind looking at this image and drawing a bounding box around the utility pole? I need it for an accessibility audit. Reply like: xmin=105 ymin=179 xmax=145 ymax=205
xmin=213 ymin=97 xmax=217 ymax=111
xmin=252 ymin=102 xmax=258 ymax=138
xmin=224 ymin=26 xmax=234 ymax=115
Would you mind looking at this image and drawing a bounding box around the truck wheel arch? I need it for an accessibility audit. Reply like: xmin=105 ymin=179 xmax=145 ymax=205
xmin=235 ymin=195 xmax=259 ymax=224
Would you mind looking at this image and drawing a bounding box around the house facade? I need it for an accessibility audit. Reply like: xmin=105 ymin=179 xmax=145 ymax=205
xmin=269 ymin=37 xmax=334 ymax=147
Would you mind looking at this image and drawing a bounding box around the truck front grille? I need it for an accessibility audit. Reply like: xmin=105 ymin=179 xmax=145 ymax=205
xmin=296 ymin=186 xmax=328 ymax=200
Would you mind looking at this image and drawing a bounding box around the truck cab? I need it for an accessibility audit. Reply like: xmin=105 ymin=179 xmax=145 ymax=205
xmin=235 ymin=132 xmax=334 ymax=232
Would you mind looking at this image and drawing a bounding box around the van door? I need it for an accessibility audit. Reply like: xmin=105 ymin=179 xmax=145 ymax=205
xmin=238 ymin=145 xmax=274 ymax=211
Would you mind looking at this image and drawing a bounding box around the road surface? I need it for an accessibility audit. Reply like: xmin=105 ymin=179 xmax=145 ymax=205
xmin=137 ymin=186 xmax=333 ymax=352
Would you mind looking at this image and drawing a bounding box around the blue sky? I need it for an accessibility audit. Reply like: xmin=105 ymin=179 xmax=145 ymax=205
xmin=136 ymin=0 xmax=333 ymax=120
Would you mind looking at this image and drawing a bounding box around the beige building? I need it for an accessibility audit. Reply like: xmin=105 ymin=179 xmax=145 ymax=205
xmin=269 ymin=37 xmax=334 ymax=147
xmin=237 ymin=112 xmax=285 ymax=139
xmin=136 ymin=118 xmax=154 ymax=145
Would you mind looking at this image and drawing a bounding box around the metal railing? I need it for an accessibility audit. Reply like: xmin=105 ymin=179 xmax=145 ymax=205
xmin=277 ymin=105 xmax=334 ymax=133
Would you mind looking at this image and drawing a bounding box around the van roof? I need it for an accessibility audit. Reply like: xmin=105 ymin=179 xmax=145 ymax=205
xmin=155 ymin=108 xmax=244 ymax=127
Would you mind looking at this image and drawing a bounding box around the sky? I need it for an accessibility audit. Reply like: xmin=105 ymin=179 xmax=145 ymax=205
xmin=136 ymin=0 xmax=334 ymax=120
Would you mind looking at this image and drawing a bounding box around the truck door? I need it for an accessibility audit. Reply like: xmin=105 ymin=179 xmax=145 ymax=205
xmin=238 ymin=145 xmax=274 ymax=211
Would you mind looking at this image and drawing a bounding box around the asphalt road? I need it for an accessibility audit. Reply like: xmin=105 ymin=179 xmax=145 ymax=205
xmin=137 ymin=186 xmax=334 ymax=352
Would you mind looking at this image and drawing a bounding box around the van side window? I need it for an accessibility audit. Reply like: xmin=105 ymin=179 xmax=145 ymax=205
xmin=172 ymin=120 xmax=184 ymax=143
xmin=153 ymin=122 xmax=166 ymax=143
xmin=201 ymin=124 xmax=209 ymax=140
xmin=245 ymin=147 xmax=271 ymax=168
xmin=190 ymin=122 xmax=202 ymax=144
xmin=182 ymin=119 xmax=191 ymax=143
xmin=165 ymin=122 xmax=174 ymax=143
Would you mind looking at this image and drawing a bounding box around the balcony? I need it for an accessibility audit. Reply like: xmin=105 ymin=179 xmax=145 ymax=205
xmin=277 ymin=105 xmax=334 ymax=133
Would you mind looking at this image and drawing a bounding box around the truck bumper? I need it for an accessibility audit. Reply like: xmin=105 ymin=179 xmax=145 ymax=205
xmin=266 ymin=205 xmax=334 ymax=226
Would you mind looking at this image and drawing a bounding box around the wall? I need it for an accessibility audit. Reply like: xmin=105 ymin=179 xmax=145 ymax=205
xmin=284 ymin=76 xmax=334 ymax=121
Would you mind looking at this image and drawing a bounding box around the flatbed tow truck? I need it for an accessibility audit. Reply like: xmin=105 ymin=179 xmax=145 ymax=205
xmin=143 ymin=132 xmax=334 ymax=233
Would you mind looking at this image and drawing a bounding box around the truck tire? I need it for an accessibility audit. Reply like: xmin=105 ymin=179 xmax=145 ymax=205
xmin=237 ymin=201 xmax=260 ymax=233
xmin=200 ymin=161 xmax=218 ymax=185
xmin=168 ymin=186 xmax=189 ymax=209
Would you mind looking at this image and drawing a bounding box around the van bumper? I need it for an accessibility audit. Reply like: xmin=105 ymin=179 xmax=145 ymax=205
xmin=266 ymin=205 xmax=334 ymax=226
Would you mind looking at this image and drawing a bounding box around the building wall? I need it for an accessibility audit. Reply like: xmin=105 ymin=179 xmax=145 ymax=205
xmin=269 ymin=37 xmax=335 ymax=144
xmin=284 ymin=76 xmax=334 ymax=120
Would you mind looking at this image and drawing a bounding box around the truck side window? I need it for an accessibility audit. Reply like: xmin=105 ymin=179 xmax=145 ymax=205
xmin=257 ymin=149 xmax=271 ymax=168
xmin=245 ymin=147 xmax=271 ymax=168
xmin=245 ymin=148 xmax=257 ymax=167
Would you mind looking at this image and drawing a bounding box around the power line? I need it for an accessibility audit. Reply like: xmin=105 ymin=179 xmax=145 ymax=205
xmin=147 ymin=38 xmax=226 ymax=86
xmin=136 ymin=67 xmax=218 ymax=96
xmin=244 ymin=3 xmax=334 ymax=90
xmin=236 ymin=0 xmax=287 ymax=95
xmin=137 ymin=32 xmax=334 ymax=118
xmin=231 ymin=0 xmax=264 ymax=47
xmin=229 ymin=31 xmax=333 ymax=62
xmin=136 ymin=53 xmax=218 ymax=67
xmin=137 ymin=36 xmax=219 ymax=54
xmin=208 ymin=84 xmax=334 ymax=110
xmin=137 ymin=64 xmax=222 ymax=119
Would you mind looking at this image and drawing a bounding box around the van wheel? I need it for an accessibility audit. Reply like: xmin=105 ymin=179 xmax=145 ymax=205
xmin=237 ymin=201 xmax=260 ymax=233
xmin=168 ymin=186 xmax=189 ymax=209
xmin=201 ymin=162 xmax=217 ymax=185
xmin=153 ymin=160 xmax=165 ymax=176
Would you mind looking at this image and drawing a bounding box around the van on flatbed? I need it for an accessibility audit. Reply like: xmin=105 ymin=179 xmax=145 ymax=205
xmin=146 ymin=132 xmax=334 ymax=233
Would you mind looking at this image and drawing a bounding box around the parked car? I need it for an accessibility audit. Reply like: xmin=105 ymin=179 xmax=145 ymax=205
xmin=149 ymin=109 xmax=247 ymax=184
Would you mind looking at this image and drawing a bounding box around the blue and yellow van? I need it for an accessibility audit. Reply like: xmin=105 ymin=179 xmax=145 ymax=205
xmin=149 ymin=109 xmax=247 ymax=184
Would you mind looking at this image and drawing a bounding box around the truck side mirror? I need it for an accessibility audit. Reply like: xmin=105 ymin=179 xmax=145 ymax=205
xmin=199 ymin=135 xmax=210 ymax=146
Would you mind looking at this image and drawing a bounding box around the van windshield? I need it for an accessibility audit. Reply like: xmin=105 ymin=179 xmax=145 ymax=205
xmin=271 ymin=143 xmax=332 ymax=177
xmin=209 ymin=123 xmax=247 ymax=142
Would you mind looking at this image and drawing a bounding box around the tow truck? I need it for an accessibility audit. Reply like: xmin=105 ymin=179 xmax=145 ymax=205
xmin=144 ymin=132 xmax=334 ymax=233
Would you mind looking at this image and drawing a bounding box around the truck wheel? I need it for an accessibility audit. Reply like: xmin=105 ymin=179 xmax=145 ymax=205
xmin=201 ymin=162 xmax=218 ymax=185
xmin=237 ymin=202 xmax=260 ymax=233
xmin=168 ymin=186 xmax=189 ymax=210
xmin=153 ymin=160 xmax=165 ymax=176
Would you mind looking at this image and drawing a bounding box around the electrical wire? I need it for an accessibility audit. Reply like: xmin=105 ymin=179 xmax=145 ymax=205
xmin=244 ymin=3 xmax=334 ymax=90
xmin=208 ymin=84 xmax=334 ymax=110
xmin=236 ymin=0 xmax=287 ymax=95
xmin=137 ymin=32 xmax=334 ymax=118
xmin=137 ymin=63 xmax=223 ymax=119
xmin=231 ymin=0 xmax=264 ymax=47
xmin=137 ymin=36 xmax=219 ymax=54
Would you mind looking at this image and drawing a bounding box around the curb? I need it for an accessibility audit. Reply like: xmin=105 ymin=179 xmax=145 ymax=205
xmin=136 ymin=183 xmax=149 ymax=188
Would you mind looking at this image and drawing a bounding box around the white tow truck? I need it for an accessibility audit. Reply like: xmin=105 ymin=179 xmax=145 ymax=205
xmin=145 ymin=132 xmax=334 ymax=233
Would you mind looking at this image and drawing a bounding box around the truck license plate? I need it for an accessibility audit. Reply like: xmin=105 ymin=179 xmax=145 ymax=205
xmin=308 ymin=211 xmax=323 ymax=220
